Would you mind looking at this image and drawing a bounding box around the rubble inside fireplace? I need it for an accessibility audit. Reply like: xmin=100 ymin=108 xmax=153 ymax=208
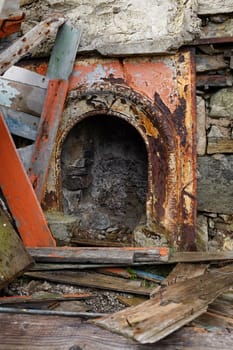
xmin=61 ymin=114 xmax=148 ymax=246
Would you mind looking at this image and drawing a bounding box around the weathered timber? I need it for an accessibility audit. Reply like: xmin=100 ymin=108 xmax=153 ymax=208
xmin=0 ymin=314 xmax=232 ymax=350
xmin=1 ymin=107 xmax=39 ymax=140
xmin=169 ymin=250 xmax=233 ymax=263
xmin=0 ymin=307 xmax=105 ymax=319
xmin=28 ymin=247 xmax=169 ymax=264
xmin=29 ymin=22 xmax=81 ymax=203
xmin=95 ymin=265 xmax=233 ymax=344
xmin=196 ymin=73 xmax=233 ymax=88
xmin=0 ymin=207 xmax=33 ymax=290
xmin=0 ymin=14 xmax=65 ymax=75
xmin=25 ymin=270 xmax=155 ymax=295
xmin=30 ymin=263 xmax=127 ymax=271
xmin=0 ymin=77 xmax=46 ymax=116
xmin=0 ymin=113 xmax=55 ymax=247
xmin=162 ymin=263 xmax=208 ymax=286
xmin=207 ymin=138 xmax=233 ymax=154
xmin=0 ymin=292 xmax=92 ymax=305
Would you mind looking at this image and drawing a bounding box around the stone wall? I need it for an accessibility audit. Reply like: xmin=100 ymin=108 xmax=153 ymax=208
xmin=196 ymin=46 xmax=233 ymax=251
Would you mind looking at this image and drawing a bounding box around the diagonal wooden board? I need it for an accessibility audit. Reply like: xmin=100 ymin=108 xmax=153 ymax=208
xmin=94 ymin=264 xmax=233 ymax=344
xmin=0 ymin=207 xmax=33 ymax=290
xmin=0 ymin=113 xmax=56 ymax=247
xmin=0 ymin=14 xmax=65 ymax=75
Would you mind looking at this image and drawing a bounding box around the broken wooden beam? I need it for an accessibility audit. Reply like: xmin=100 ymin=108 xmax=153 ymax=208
xmin=25 ymin=270 xmax=156 ymax=296
xmin=0 ymin=292 xmax=92 ymax=305
xmin=0 ymin=112 xmax=56 ymax=247
xmin=28 ymin=247 xmax=170 ymax=264
xmin=29 ymin=21 xmax=81 ymax=202
xmin=0 ymin=206 xmax=33 ymax=290
xmin=161 ymin=262 xmax=208 ymax=286
xmin=0 ymin=14 xmax=65 ymax=75
xmin=169 ymin=250 xmax=233 ymax=263
xmin=95 ymin=265 xmax=233 ymax=344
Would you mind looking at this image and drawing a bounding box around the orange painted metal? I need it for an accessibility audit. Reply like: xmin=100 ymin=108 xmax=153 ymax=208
xmin=29 ymin=80 xmax=69 ymax=202
xmin=0 ymin=13 xmax=25 ymax=39
xmin=0 ymin=112 xmax=56 ymax=247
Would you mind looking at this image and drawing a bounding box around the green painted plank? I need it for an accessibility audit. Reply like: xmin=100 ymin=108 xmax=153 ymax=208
xmin=47 ymin=21 xmax=81 ymax=80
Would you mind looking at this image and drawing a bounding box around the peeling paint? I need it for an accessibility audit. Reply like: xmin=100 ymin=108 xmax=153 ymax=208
xmin=0 ymin=80 xmax=20 ymax=108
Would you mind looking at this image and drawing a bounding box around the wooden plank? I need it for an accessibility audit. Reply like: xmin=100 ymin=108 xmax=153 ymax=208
xmin=162 ymin=262 xmax=208 ymax=286
xmin=169 ymin=251 xmax=233 ymax=263
xmin=0 ymin=113 xmax=56 ymax=247
xmin=25 ymin=270 xmax=155 ymax=296
xmin=1 ymin=107 xmax=39 ymax=140
xmin=29 ymin=22 xmax=81 ymax=203
xmin=0 ymin=207 xmax=33 ymax=290
xmin=207 ymin=138 xmax=233 ymax=154
xmin=0 ymin=292 xmax=92 ymax=305
xmin=28 ymin=247 xmax=169 ymax=264
xmin=0 ymin=14 xmax=65 ymax=75
xmin=0 ymin=77 xmax=46 ymax=117
xmin=95 ymin=265 xmax=233 ymax=344
xmin=3 ymin=66 xmax=49 ymax=89
xmin=0 ymin=314 xmax=232 ymax=350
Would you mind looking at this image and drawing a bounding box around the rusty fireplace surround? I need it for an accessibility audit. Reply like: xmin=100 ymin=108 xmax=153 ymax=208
xmin=42 ymin=49 xmax=196 ymax=251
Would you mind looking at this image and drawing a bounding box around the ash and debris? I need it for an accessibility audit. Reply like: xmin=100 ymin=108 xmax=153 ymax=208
xmin=5 ymin=278 xmax=129 ymax=313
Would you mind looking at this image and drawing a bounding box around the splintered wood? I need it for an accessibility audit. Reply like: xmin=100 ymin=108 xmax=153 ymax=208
xmin=95 ymin=265 xmax=233 ymax=344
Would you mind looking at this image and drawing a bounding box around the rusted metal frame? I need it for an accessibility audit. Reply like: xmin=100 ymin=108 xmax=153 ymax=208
xmin=173 ymin=49 xmax=197 ymax=250
xmin=29 ymin=22 xmax=81 ymax=202
xmin=0 ymin=12 xmax=25 ymax=39
xmin=40 ymin=54 xmax=196 ymax=249
xmin=0 ymin=113 xmax=56 ymax=247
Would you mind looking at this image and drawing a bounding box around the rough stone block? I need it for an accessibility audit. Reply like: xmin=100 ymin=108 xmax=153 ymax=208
xmin=196 ymin=96 xmax=206 ymax=156
xmin=45 ymin=211 xmax=79 ymax=244
xmin=197 ymin=155 xmax=233 ymax=214
xmin=198 ymin=0 xmax=233 ymax=15
xmin=20 ymin=0 xmax=200 ymax=56
xmin=210 ymin=87 xmax=233 ymax=119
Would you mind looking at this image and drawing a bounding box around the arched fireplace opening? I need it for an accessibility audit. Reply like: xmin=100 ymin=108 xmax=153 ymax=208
xmin=61 ymin=114 xmax=148 ymax=245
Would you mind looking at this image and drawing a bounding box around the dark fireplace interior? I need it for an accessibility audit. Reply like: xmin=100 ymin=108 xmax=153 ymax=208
xmin=61 ymin=114 xmax=148 ymax=245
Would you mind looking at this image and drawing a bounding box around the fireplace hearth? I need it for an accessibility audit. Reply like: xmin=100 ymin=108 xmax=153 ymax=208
xmin=42 ymin=51 xmax=196 ymax=250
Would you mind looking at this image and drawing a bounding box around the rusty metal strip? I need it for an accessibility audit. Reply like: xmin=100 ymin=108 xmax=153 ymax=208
xmin=0 ymin=112 xmax=56 ymax=247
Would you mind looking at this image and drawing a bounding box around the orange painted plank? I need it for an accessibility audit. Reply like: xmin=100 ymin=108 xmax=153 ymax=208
xmin=0 ymin=113 xmax=56 ymax=247
xmin=29 ymin=80 xmax=69 ymax=201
